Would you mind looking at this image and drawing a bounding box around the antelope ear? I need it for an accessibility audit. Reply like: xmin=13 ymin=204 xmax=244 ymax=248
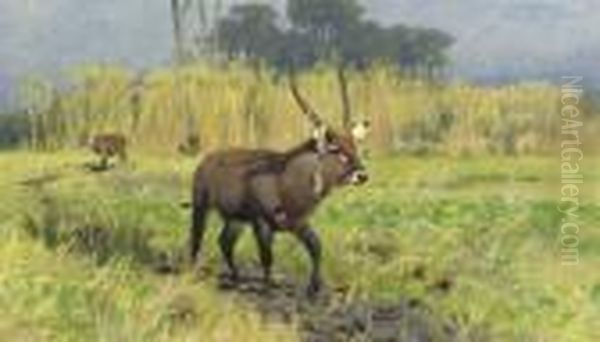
xmin=351 ymin=120 xmax=371 ymax=142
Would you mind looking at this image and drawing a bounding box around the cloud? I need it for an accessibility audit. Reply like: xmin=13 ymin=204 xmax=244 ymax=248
xmin=0 ymin=0 xmax=597 ymax=86
xmin=0 ymin=0 xmax=172 ymax=79
xmin=369 ymin=0 xmax=600 ymax=81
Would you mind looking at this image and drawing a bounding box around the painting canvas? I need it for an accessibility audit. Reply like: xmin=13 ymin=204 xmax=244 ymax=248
xmin=0 ymin=1 xmax=597 ymax=340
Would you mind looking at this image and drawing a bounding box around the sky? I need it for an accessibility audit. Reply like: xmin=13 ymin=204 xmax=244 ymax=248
xmin=369 ymin=0 xmax=600 ymax=83
xmin=1 ymin=0 xmax=598 ymax=107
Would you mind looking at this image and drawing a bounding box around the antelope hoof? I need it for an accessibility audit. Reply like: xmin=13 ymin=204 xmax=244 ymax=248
xmin=218 ymin=270 xmax=240 ymax=290
xmin=219 ymin=267 xmax=239 ymax=282
xmin=229 ymin=270 xmax=240 ymax=283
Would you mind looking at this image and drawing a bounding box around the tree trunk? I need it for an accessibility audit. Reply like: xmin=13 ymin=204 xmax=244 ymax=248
xmin=171 ymin=0 xmax=185 ymax=62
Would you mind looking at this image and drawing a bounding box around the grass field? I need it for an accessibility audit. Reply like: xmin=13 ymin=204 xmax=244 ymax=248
xmin=0 ymin=150 xmax=598 ymax=341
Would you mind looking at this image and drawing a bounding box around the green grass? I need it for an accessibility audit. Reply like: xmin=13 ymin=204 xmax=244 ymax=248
xmin=0 ymin=151 xmax=598 ymax=341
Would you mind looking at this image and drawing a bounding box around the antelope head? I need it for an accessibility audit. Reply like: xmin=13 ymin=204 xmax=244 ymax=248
xmin=289 ymin=76 xmax=369 ymax=186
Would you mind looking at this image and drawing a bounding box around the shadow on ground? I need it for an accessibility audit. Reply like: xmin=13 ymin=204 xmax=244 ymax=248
xmin=19 ymin=189 xmax=183 ymax=273
xmin=205 ymin=267 xmax=459 ymax=342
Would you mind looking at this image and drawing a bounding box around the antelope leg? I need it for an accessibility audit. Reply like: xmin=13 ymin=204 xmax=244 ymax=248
xmin=219 ymin=221 xmax=243 ymax=281
xmin=252 ymin=220 xmax=274 ymax=285
xmin=294 ymin=226 xmax=322 ymax=297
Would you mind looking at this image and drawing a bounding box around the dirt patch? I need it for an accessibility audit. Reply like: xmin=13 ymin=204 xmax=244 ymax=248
xmin=213 ymin=267 xmax=458 ymax=342
xmin=82 ymin=161 xmax=116 ymax=173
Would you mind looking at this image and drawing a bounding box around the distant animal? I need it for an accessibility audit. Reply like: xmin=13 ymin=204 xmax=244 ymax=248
xmin=189 ymin=76 xmax=369 ymax=297
xmin=81 ymin=133 xmax=128 ymax=169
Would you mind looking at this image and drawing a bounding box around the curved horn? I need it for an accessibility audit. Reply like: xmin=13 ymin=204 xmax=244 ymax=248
xmin=289 ymin=72 xmax=324 ymax=127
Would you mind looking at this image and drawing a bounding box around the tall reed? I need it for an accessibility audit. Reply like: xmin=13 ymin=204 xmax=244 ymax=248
xmin=21 ymin=62 xmax=571 ymax=155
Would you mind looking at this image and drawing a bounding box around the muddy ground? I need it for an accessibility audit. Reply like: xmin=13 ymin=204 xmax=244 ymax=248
xmin=201 ymin=266 xmax=460 ymax=342
xmin=22 ymin=189 xmax=462 ymax=342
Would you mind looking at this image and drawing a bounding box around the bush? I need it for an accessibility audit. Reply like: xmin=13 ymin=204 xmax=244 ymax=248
xmin=0 ymin=111 xmax=29 ymax=149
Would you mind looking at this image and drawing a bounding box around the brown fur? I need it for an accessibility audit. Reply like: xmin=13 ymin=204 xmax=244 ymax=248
xmin=189 ymin=129 xmax=368 ymax=296
xmin=84 ymin=133 xmax=127 ymax=168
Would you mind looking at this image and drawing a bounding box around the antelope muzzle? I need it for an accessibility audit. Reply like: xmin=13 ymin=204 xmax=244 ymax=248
xmin=349 ymin=167 xmax=369 ymax=185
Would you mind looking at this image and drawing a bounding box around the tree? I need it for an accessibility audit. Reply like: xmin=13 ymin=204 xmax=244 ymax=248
xmin=213 ymin=0 xmax=455 ymax=76
xmin=210 ymin=0 xmax=455 ymax=126
xmin=413 ymin=28 xmax=455 ymax=78
xmin=287 ymin=0 xmax=369 ymax=127
xmin=287 ymin=0 xmax=364 ymax=59
xmin=384 ymin=25 xmax=454 ymax=77
xmin=269 ymin=31 xmax=320 ymax=72
xmin=215 ymin=4 xmax=282 ymax=63
xmin=0 ymin=111 xmax=29 ymax=149
xmin=170 ymin=0 xmax=226 ymax=61
xmin=170 ymin=0 xmax=185 ymax=62
xmin=338 ymin=20 xmax=387 ymax=69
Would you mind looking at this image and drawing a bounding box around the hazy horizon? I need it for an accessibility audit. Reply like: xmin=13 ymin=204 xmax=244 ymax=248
xmin=1 ymin=0 xmax=598 ymax=108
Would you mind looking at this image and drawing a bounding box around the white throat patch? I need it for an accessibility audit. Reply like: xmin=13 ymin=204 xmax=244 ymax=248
xmin=312 ymin=125 xmax=328 ymax=154
xmin=312 ymin=170 xmax=324 ymax=197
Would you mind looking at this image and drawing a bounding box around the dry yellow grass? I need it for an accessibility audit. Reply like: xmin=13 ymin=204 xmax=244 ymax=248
xmin=20 ymin=63 xmax=574 ymax=156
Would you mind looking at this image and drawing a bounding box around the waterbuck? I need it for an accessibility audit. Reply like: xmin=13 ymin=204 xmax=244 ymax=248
xmin=189 ymin=79 xmax=369 ymax=296
xmin=81 ymin=133 xmax=128 ymax=169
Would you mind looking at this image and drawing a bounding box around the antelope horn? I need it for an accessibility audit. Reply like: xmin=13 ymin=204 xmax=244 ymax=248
xmin=289 ymin=73 xmax=324 ymax=128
